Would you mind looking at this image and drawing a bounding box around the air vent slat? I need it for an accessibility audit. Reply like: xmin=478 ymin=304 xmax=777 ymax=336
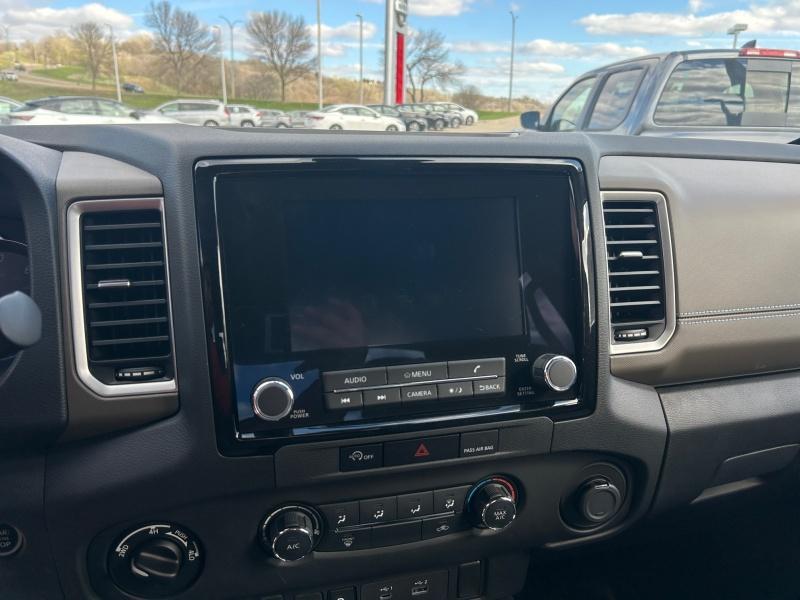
xmin=85 ymin=260 xmax=164 ymax=270
xmin=85 ymin=241 xmax=163 ymax=251
xmin=80 ymin=208 xmax=173 ymax=378
xmin=92 ymin=335 xmax=170 ymax=347
xmin=90 ymin=317 xmax=168 ymax=328
xmin=604 ymin=198 xmax=668 ymax=347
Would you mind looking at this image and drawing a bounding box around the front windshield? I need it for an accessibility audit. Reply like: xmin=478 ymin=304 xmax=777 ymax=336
xmin=0 ymin=1 xmax=798 ymax=136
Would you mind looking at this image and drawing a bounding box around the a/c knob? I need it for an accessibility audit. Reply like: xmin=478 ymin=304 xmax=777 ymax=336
xmin=260 ymin=506 xmax=321 ymax=562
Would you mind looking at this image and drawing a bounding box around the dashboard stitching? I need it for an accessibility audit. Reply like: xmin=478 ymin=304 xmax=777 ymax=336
xmin=679 ymin=312 xmax=800 ymax=325
xmin=680 ymin=304 xmax=800 ymax=317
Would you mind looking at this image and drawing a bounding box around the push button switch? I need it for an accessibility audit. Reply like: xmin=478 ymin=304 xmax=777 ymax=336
xmin=397 ymin=491 xmax=433 ymax=519
xmin=325 ymin=391 xmax=363 ymax=411
xmin=448 ymin=357 xmax=505 ymax=379
xmin=323 ymin=367 xmax=387 ymax=392
xmin=387 ymin=362 xmax=447 ymax=384
xmin=340 ymin=444 xmax=383 ymax=472
xmin=319 ymin=502 xmax=359 ymax=530
xmin=384 ymin=435 xmax=459 ymax=466
xmin=474 ymin=377 xmax=506 ymax=397
xmin=359 ymin=497 xmax=397 ymax=524
xmin=433 ymin=486 xmax=470 ymax=514
xmin=401 ymin=384 xmax=438 ymax=404
xmin=363 ymin=387 xmax=401 ymax=408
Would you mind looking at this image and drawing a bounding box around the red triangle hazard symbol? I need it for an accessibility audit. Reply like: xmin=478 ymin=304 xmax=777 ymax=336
xmin=414 ymin=443 xmax=431 ymax=458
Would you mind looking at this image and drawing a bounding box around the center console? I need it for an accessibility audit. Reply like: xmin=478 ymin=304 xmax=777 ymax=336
xmin=195 ymin=157 xmax=596 ymax=456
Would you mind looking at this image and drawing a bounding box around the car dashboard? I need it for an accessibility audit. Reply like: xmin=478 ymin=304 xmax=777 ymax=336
xmin=2 ymin=125 xmax=800 ymax=600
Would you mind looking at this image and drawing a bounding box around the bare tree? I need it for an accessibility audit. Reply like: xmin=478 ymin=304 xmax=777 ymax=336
xmin=70 ymin=22 xmax=109 ymax=92
xmin=247 ymin=11 xmax=312 ymax=102
xmin=145 ymin=1 xmax=214 ymax=95
xmin=405 ymin=29 xmax=464 ymax=102
xmin=452 ymin=84 xmax=484 ymax=110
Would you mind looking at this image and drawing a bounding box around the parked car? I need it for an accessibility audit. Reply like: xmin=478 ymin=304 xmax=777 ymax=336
xmin=122 ymin=82 xmax=144 ymax=94
xmin=1 ymin=71 xmax=18 ymax=82
xmin=521 ymin=47 xmax=800 ymax=143
xmin=304 ymin=104 xmax=406 ymax=131
xmin=227 ymin=105 xmax=264 ymax=127
xmin=287 ymin=110 xmax=308 ymax=128
xmin=256 ymin=109 xmax=292 ymax=128
xmin=368 ymin=104 xmax=427 ymax=131
xmin=0 ymin=96 xmax=21 ymax=124
xmin=154 ymin=99 xmax=231 ymax=127
xmin=431 ymin=101 xmax=479 ymax=125
xmin=8 ymin=96 xmax=179 ymax=125
xmin=398 ymin=104 xmax=447 ymax=131
xmin=410 ymin=103 xmax=463 ymax=128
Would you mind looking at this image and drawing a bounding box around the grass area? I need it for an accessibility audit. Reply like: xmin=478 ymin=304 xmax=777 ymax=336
xmin=0 ymin=79 xmax=318 ymax=112
xmin=32 ymin=66 xmax=85 ymax=81
xmin=477 ymin=111 xmax=519 ymax=121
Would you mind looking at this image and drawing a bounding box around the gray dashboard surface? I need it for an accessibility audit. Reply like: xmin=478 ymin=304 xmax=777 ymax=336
xmin=1 ymin=125 xmax=800 ymax=598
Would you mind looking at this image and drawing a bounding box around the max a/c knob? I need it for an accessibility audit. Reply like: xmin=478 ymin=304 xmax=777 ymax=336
xmin=468 ymin=478 xmax=517 ymax=531
xmin=532 ymin=354 xmax=577 ymax=392
xmin=252 ymin=378 xmax=295 ymax=421
xmin=260 ymin=506 xmax=321 ymax=562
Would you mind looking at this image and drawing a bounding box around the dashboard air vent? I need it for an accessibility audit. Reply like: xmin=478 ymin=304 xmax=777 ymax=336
xmin=73 ymin=202 xmax=175 ymax=392
xmin=603 ymin=192 xmax=675 ymax=354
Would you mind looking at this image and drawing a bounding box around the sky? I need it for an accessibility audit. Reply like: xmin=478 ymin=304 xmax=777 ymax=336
xmin=6 ymin=0 xmax=800 ymax=100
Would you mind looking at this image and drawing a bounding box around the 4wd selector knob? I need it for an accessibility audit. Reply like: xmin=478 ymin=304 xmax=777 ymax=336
xmin=252 ymin=378 xmax=295 ymax=421
xmin=532 ymin=354 xmax=577 ymax=392
xmin=468 ymin=477 xmax=517 ymax=531
xmin=260 ymin=506 xmax=321 ymax=562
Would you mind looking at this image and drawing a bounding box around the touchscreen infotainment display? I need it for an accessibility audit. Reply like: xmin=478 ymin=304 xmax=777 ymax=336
xmin=216 ymin=181 xmax=525 ymax=356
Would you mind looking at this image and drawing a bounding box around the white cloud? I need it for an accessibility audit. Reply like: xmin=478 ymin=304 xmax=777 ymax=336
xmin=2 ymin=3 xmax=135 ymax=41
xmin=577 ymin=1 xmax=800 ymax=37
xmin=410 ymin=0 xmax=475 ymax=17
xmin=310 ymin=20 xmax=377 ymax=41
xmin=451 ymin=38 xmax=648 ymax=60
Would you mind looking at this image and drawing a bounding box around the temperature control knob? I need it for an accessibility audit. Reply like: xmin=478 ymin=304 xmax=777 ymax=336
xmin=252 ymin=378 xmax=295 ymax=421
xmin=468 ymin=477 xmax=518 ymax=531
xmin=260 ymin=506 xmax=322 ymax=562
xmin=532 ymin=354 xmax=577 ymax=392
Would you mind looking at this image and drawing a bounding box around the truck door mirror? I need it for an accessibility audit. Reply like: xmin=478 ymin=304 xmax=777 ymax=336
xmin=520 ymin=111 xmax=541 ymax=130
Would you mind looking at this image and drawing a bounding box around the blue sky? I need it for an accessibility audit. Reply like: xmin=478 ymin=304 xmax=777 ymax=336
xmin=9 ymin=0 xmax=800 ymax=99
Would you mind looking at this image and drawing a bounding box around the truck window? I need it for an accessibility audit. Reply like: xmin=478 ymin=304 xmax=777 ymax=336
xmin=546 ymin=77 xmax=596 ymax=131
xmin=655 ymin=58 xmax=800 ymax=127
xmin=587 ymin=68 xmax=643 ymax=130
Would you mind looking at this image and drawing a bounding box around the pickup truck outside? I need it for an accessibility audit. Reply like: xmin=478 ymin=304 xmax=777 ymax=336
xmin=522 ymin=47 xmax=800 ymax=143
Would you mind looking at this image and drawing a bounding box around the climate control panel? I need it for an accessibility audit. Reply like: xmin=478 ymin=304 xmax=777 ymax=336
xmin=258 ymin=477 xmax=519 ymax=561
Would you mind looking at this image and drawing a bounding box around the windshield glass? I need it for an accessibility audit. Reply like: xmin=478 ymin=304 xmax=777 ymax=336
xmin=2 ymin=1 xmax=799 ymax=136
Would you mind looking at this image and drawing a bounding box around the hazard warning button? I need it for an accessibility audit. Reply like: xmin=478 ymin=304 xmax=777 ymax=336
xmin=384 ymin=435 xmax=459 ymax=466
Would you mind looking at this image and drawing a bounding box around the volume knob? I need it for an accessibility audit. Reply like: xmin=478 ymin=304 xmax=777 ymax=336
xmin=532 ymin=354 xmax=577 ymax=392
xmin=252 ymin=378 xmax=295 ymax=421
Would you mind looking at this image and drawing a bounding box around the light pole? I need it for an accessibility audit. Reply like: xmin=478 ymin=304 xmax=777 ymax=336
xmin=106 ymin=24 xmax=122 ymax=102
xmin=317 ymin=0 xmax=323 ymax=109
xmin=383 ymin=0 xmax=396 ymax=104
xmin=508 ymin=11 xmax=518 ymax=113
xmin=356 ymin=13 xmax=364 ymax=104
xmin=219 ymin=17 xmax=241 ymax=100
xmin=212 ymin=26 xmax=227 ymax=105
xmin=727 ymin=23 xmax=748 ymax=49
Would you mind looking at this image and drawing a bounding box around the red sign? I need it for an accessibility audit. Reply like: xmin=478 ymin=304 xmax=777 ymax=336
xmin=414 ymin=443 xmax=430 ymax=458
xmin=395 ymin=32 xmax=405 ymax=104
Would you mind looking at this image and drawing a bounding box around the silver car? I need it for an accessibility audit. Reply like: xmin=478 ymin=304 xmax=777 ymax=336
xmin=227 ymin=105 xmax=262 ymax=128
xmin=154 ymin=100 xmax=231 ymax=127
xmin=258 ymin=109 xmax=291 ymax=128
xmin=287 ymin=110 xmax=309 ymax=128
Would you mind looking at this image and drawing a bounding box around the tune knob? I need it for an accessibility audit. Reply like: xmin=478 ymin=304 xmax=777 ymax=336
xmin=532 ymin=354 xmax=577 ymax=392
xmin=260 ymin=506 xmax=322 ymax=562
xmin=467 ymin=477 xmax=517 ymax=531
xmin=252 ymin=378 xmax=295 ymax=421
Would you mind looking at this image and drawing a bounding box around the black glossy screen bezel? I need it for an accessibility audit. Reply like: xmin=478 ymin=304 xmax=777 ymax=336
xmin=194 ymin=157 xmax=597 ymax=456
